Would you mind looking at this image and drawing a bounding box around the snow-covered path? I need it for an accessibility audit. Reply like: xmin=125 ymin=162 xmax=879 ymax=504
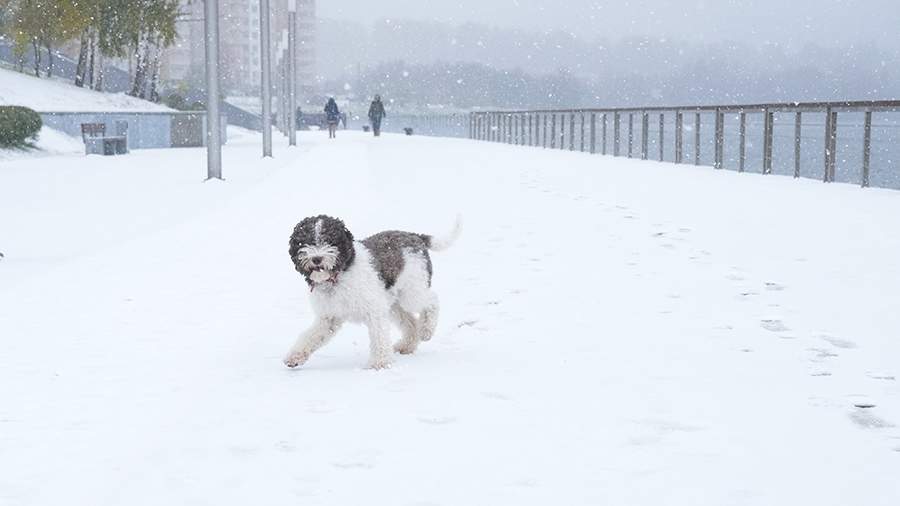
xmin=1 ymin=131 xmax=899 ymax=505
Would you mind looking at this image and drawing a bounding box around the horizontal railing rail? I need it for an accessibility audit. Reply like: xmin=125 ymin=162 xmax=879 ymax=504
xmin=467 ymin=100 xmax=900 ymax=189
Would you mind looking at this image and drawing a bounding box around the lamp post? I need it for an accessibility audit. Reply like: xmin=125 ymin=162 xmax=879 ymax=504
xmin=259 ymin=0 xmax=272 ymax=157
xmin=281 ymin=46 xmax=288 ymax=136
xmin=287 ymin=0 xmax=297 ymax=146
xmin=204 ymin=0 xmax=222 ymax=179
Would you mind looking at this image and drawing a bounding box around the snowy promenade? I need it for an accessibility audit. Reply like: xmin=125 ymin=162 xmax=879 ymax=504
xmin=1 ymin=131 xmax=899 ymax=505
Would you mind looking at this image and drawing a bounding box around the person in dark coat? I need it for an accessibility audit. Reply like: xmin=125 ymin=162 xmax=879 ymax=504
xmin=324 ymin=97 xmax=340 ymax=139
xmin=368 ymin=95 xmax=386 ymax=137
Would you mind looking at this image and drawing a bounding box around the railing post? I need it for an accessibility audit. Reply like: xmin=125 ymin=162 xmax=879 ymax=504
xmin=739 ymin=112 xmax=746 ymax=172
xmin=515 ymin=115 xmax=520 ymax=145
xmin=658 ymin=113 xmax=665 ymax=162
xmin=714 ymin=109 xmax=724 ymax=169
xmin=675 ymin=111 xmax=683 ymax=164
xmin=521 ymin=114 xmax=526 ymax=145
xmin=613 ymin=112 xmax=621 ymax=156
xmin=528 ymin=114 xmax=533 ymax=146
xmin=793 ymin=112 xmax=802 ymax=178
xmin=556 ymin=113 xmax=562 ymax=150
xmin=862 ymin=110 xmax=872 ymax=187
xmin=550 ymin=113 xmax=557 ymax=149
xmin=823 ymin=108 xmax=831 ymax=181
xmin=542 ymin=114 xmax=548 ymax=148
xmin=828 ymin=110 xmax=838 ymax=182
xmin=641 ymin=112 xmax=649 ymax=160
xmin=602 ymin=113 xmax=608 ymax=155
xmin=627 ymin=113 xmax=634 ymax=158
xmin=560 ymin=113 xmax=566 ymax=150
xmin=590 ymin=113 xmax=596 ymax=154
xmin=580 ymin=113 xmax=585 ymax=152
xmin=569 ymin=113 xmax=576 ymax=151
xmin=694 ymin=112 xmax=701 ymax=166
xmin=763 ymin=109 xmax=774 ymax=174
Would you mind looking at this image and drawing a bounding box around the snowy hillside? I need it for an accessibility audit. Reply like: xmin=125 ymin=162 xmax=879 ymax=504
xmin=1 ymin=132 xmax=898 ymax=505
xmin=0 ymin=66 xmax=171 ymax=112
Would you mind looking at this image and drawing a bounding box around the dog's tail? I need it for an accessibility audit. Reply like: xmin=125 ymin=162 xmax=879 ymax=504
xmin=422 ymin=215 xmax=462 ymax=252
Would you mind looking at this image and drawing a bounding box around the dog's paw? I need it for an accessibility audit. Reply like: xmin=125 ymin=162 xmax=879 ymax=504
xmin=283 ymin=350 xmax=309 ymax=368
xmin=393 ymin=341 xmax=418 ymax=355
xmin=366 ymin=358 xmax=393 ymax=370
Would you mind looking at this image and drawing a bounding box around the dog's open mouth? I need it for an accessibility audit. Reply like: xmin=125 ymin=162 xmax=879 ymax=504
xmin=309 ymin=269 xmax=334 ymax=283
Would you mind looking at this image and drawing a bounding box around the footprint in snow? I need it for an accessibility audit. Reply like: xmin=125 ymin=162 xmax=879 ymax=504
xmin=849 ymin=407 xmax=895 ymax=429
xmin=760 ymin=319 xmax=790 ymax=332
xmin=482 ymin=391 xmax=512 ymax=401
xmin=819 ymin=335 xmax=858 ymax=349
xmin=867 ymin=373 xmax=896 ymax=381
xmin=764 ymin=281 xmax=786 ymax=291
xmin=807 ymin=347 xmax=839 ymax=362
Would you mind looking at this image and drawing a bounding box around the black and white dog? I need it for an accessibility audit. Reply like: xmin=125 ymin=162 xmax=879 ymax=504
xmin=284 ymin=215 xmax=461 ymax=369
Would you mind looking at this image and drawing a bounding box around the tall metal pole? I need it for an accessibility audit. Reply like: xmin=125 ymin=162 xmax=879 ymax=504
xmin=259 ymin=0 xmax=272 ymax=157
xmin=287 ymin=1 xmax=297 ymax=146
xmin=204 ymin=0 xmax=222 ymax=179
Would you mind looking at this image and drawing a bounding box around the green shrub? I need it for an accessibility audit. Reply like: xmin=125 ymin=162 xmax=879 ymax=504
xmin=0 ymin=106 xmax=42 ymax=148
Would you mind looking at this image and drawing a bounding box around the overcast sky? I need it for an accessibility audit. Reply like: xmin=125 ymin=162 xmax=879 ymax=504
xmin=319 ymin=0 xmax=900 ymax=49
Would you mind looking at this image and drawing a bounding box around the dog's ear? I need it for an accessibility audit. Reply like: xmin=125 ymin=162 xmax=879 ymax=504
xmin=335 ymin=224 xmax=356 ymax=271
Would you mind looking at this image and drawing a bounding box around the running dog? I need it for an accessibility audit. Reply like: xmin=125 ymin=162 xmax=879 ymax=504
xmin=284 ymin=215 xmax=461 ymax=369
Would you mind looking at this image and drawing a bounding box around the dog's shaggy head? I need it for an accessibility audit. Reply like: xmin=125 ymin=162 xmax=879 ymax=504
xmin=289 ymin=215 xmax=356 ymax=287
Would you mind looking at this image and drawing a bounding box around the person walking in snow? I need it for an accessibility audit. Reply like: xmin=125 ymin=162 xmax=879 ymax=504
xmin=368 ymin=95 xmax=386 ymax=137
xmin=324 ymin=97 xmax=340 ymax=139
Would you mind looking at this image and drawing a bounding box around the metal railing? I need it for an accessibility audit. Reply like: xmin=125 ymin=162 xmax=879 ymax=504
xmin=468 ymin=100 xmax=900 ymax=190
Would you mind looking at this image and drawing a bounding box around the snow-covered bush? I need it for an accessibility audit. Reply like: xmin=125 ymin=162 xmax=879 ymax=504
xmin=0 ymin=106 xmax=42 ymax=148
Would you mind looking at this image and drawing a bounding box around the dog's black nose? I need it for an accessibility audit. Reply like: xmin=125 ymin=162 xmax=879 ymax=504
xmin=311 ymin=256 xmax=323 ymax=266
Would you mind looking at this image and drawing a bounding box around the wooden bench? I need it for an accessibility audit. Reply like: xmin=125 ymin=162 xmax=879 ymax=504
xmin=81 ymin=122 xmax=129 ymax=155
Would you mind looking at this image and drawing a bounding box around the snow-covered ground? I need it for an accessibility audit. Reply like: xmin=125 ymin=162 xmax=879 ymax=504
xmin=0 ymin=67 xmax=172 ymax=112
xmin=1 ymin=131 xmax=898 ymax=505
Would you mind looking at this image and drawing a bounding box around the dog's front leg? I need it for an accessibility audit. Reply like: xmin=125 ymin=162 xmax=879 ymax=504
xmin=365 ymin=316 xmax=393 ymax=370
xmin=283 ymin=316 xmax=342 ymax=368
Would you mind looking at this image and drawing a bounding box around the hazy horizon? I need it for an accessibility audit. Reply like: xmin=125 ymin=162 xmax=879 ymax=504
xmin=318 ymin=0 xmax=900 ymax=50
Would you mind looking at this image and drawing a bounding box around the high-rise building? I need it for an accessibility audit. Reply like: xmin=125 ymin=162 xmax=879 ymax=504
xmin=162 ymin=0 xmax=316 ymax=98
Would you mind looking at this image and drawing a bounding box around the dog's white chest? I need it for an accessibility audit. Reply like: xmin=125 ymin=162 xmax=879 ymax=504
xmin=308 ymin=251 xmax=392 ymax=323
